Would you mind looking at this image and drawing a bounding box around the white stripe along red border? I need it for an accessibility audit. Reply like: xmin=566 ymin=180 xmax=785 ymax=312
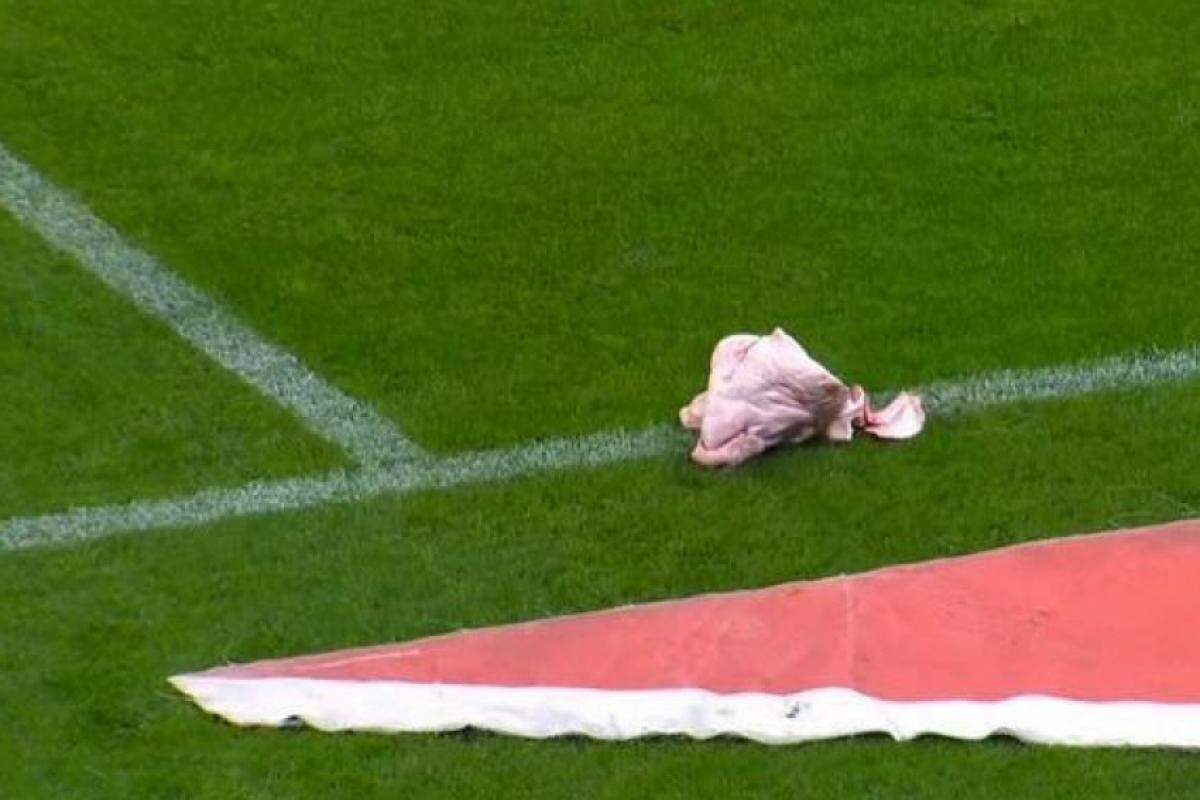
xmin=169 ymin=679 xmax=1200 ymax=747
xmin=171 ymin=520 xmax=1200 ymax=747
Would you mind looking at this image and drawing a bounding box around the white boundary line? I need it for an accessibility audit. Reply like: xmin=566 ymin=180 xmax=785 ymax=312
xmin=0 ymin=427 xmax=690 ymax=550
xmin=922 ymin=347 xmax=1200 ymax=414
xmin=2 ymin=140 xmax=1200 ymax=551
xmin=0 ymin=142 xmax=424 ymax=467
xmin=4 ymin=346 xmax=1200 ymax=551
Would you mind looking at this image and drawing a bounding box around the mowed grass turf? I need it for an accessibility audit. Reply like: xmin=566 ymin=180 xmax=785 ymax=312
xmin=0 ymin=211 xmax=342 ymax=519
xmin=1 ymin=0 xmax=1197 ymax=451
xmin=3 ymin=0 xmax=1200 ymax=797
xmin=3 ymin=385 xmax=1200 ymax=798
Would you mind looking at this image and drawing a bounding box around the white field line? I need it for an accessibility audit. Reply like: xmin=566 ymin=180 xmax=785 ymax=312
xmin=4 ymin=140 xmax=1200 ymax=551
xmin=921 ymin=347 xmax=1200 ymax=414
xmin=0 ymin=427 xmax=687 ymax=550
xmin=0 ymin=142 xmax=423 ymax=467
xmin=4 ymin=344 xmax=1200 ymax=551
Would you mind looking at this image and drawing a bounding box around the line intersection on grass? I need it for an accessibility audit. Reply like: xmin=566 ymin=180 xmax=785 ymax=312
xmin=3 ymin=139 xmax=1199 ymax=551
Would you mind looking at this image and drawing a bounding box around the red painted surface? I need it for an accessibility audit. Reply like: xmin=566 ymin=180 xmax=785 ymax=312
xmin=204 ymin=520 xmax=1200 ymax=702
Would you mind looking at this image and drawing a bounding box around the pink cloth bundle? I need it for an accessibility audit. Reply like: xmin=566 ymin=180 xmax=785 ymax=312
xmin=680 ymin=328 xmax=925 ymax=467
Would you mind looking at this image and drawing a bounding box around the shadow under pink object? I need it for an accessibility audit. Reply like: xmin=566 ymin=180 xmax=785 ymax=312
xmin=680 ymin=328 xmax=925 ymax=467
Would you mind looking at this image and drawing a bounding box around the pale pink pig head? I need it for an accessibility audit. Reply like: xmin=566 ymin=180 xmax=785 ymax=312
xmin=680 ymin=328 xmax=924 ymax=467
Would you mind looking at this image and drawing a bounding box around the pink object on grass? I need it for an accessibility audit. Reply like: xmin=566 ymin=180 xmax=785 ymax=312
xmin=680 ymin=328 xmax=925 ymax=466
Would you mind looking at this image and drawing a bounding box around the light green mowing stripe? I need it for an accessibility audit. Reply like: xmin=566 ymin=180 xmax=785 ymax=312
xmin=3 ymin=344 xmax=1200 ymax=551
xmin=0 ymin=140 xmax=424 ymax=468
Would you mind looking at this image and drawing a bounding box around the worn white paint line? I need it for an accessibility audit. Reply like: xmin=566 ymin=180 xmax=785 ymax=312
xmin=0 ymin=469 xmax=436 ymax=551
xmin=3 ymin=343 xmax=1200 ymax=551
xmin=427 ymin=425 xmax=690 ymax=488
xmin=0 ymin=472 xmax=353 ymax=551
xmin=4 ymin=138 xmax=1200 ymax=552
xmin=0 ymin=429 xmax=688 ymax=551
xmin=921 ymin=346 xmax=1200 ymax=415
xmin=0 ymin=142 xmax=423 ymax=467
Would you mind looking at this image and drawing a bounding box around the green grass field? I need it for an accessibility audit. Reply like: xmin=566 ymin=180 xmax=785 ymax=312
xmin=3 ymin=0 xmax=1200 ymax=796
